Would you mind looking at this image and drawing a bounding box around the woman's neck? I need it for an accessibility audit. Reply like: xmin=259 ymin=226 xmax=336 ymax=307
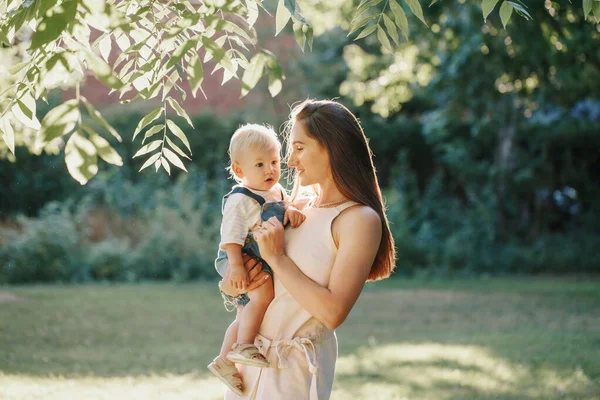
xmin=315 ymin=180 xmax=346 ymax=205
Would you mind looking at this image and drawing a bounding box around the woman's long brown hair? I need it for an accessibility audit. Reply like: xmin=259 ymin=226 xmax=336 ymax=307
xmin=286 ymin=99 xmax=396 ymax=281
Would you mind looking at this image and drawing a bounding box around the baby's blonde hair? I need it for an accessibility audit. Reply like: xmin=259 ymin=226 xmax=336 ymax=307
xmin=228 ymin=123 xmax=281 ymax=181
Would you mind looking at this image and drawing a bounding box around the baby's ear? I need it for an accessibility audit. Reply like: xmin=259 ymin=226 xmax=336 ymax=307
xmin=231 ymin=162 xmax=244 ymax=178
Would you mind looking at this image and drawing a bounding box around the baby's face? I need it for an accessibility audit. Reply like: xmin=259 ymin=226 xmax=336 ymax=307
xmin=238 ymin=144 xmax=281 ymax=191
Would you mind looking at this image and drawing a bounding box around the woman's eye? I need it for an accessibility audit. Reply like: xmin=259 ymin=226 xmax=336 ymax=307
xmin=296 ymin=147 xmax=303 ymax=152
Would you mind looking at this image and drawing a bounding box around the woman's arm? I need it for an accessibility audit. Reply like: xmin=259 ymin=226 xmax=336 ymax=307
xmin=254 ymin=206 xmax=382 ymax=330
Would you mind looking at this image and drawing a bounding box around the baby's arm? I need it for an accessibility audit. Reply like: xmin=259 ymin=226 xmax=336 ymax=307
xmin=223 ymin=244 xmax=249 ymax=290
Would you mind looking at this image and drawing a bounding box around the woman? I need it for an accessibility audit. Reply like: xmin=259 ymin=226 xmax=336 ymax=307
xmin=219 ymin=99 xmax=396 ymax=399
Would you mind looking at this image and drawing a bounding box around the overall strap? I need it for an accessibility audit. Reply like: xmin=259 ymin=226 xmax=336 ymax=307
xmin=222 ymin=186 xmax=266 ymax=213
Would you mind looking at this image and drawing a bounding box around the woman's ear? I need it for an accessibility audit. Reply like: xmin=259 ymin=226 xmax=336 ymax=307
xmin=232 ymin=162 xmax=244 ymax=179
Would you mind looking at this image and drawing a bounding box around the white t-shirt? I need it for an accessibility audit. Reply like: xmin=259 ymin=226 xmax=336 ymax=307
xmin=219 ymin=184 xmax=286 ymax=250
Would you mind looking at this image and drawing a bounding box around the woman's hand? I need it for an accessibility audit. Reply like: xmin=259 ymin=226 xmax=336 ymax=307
xmin=219 ymin=254 xmax=270 ymax=297
xmin=253 ymin=216 xmax=286 ymax=267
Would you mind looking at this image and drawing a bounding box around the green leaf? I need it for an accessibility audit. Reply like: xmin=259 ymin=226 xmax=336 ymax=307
xmin=133 ymin=140 xmax=162 ymax=158
xmin=139 ymin=152 xmax=161 ymax=172
xmin=292 ymin=21 xmax=306 ymax=52
xmin=383 ymin=14 xmax=400 ymax=45
xmin=377 ymin=25 xmax=393 ymax=53
xmin=403 ymin=0 xmax=427 ymax=26
xmin=115 ymin=32 xmax=130 ymax=52
xmin=201 ymin=37 xmax=236 ymax=74
xmin=499 ymin=1 xmax=513 ymax=28
xmin=355 ymin=24 xmax=378 ymax=40
xmin=86 ymin=51 xmax=123 ymax=89
xmin=46 ymin=52 xmax=70 ymax=72
xmin=143 ymin=124 xmax=164 ymax=143
xmin=133 ymin=107 xmax=163 ymax=141
xmin=348 ymin=14 xmax=376 ymax=36
xmin=166 ymin=38 xmax=198 ymax=69
xmin=65 ymin=131 xmax=98 ymax=185
xmin=12 ymin=91 xmax=40 ymax=130
xmin=284 ymin=0 xmax=308 ymax=23
xmin=1 ymin=118 xmax=15 ymax=155
xmin=99 ymin=34 xmax=112 ymax=63
xmin=166 ymin=136 xmax=191 ymax=160
xmin=241 ymin=53 xmax=266 ymax=97
xmin=268 ymin=76 xmax=283 ymax=97
xmin=82 ymin=98 xmax=122 ymax=141
xmin=187 ymin=54 xmax=204 ymax=98
xmin=166 ymin=119 xmax=192 ymax=154
xmin=203 ymin=36 xmax=227 ymax=63
xmin=276 ymin=0 xmax=291 ymax=35
xmin=39 ymin=99 xmax=80 ymax=145
xmin=482 ymin=0 xmax=500 ymax=22
xmin=9 ymin=61 xmax=29 ymax=75
xmin=593 ymin=1 xmax=600 ymax=22
xmin=31 ymin=0 xmax=78 ymax=49
xmin=583 ymin=0 xmax=592 ymax=19
xmin=390 ymin=0 xmax=409 ymax=40
xmin=506 ymin=1 xmax=531 ymax=20
xmin=86 ymin=128 xmax=123 ymax=166
xmin=162 ymin=69 xmax=180 ymax=101
xmin=163 ymin=147 xmax=188 ymax=172
xmin=221 ymin=20 xmax=256 ymax=44
xmin=356 ymin=0 xmax=384 ymax=16
xmin=306 ymin=25 xmax=314 ymax=51
xmin=246 ymin=0 xmax=259 ymax=27
xmin=166 ymin=97 xmax=193 ymax=128
xmin=161 ymin=156 xmax=171 ymax=176
xmin=0 ymin=29 xmax=10 ymax=46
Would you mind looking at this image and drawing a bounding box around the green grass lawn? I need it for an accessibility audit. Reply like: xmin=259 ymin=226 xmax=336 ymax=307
xmin=1 ymin=277 xmax=599 ymax=399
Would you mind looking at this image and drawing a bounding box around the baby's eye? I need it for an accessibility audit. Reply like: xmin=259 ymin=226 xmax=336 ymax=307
xmin=271 ymin=160 xmax=278 ymax=165
xmin=256 ymin=163 xmax=263 ymax=167
xmin=296 ymin=147 xmax=303 ymax=152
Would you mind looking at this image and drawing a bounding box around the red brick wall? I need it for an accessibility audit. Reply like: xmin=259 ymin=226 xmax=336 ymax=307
xmin=75 ymin=20 xmax=299 ymax=115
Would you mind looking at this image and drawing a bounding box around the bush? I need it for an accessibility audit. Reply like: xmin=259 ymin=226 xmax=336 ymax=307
xmin=0 ymin=201 xmax=85 ymax=284
xmin=0 ymin=169 xmax=227 ymax=284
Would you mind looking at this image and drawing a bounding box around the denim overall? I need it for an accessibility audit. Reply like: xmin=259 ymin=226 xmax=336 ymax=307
xmin=215 ymin=186 xmax=286 ymax=308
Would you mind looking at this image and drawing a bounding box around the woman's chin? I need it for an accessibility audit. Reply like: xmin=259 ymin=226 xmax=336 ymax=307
xmin=298 ymin=175 xmax=310 ymax=186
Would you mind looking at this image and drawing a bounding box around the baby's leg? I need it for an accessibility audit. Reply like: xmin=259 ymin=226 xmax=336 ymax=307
xmin=220 ymin=306 xmax=243 ymax=362
xmin=236 ymin=280 xmax=274 ymax=344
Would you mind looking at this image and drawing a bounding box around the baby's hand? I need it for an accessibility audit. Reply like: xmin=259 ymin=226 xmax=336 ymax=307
xmin=284 ymin=206 xmax=306 ymax=228
xmin=228 ymin=264 xmax=250 ymax=291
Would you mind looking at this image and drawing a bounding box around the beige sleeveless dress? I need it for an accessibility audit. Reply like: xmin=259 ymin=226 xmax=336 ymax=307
xmin=224 ymin=200 xmax=359 ymax=400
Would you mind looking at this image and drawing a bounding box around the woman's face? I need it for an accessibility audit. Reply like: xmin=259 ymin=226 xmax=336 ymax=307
xmin=288 ymin=121 xmax=331 ymax=186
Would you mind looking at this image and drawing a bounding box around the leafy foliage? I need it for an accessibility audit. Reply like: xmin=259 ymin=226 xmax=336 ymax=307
xmin=2 ymin=0 xmax=596 ymax=183
xmin=0 ymin=0 xmax=307 ymax=183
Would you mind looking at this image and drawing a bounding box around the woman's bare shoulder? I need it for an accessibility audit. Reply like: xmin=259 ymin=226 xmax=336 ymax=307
xmin=340 ymin=204 xmax=380 ymax=223
xmin=334 ymin=204 xmax=382 ymax=241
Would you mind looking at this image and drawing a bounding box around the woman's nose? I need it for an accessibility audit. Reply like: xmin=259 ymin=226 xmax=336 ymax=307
xmin=288 ymin=153 xmax=297 ymax=167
